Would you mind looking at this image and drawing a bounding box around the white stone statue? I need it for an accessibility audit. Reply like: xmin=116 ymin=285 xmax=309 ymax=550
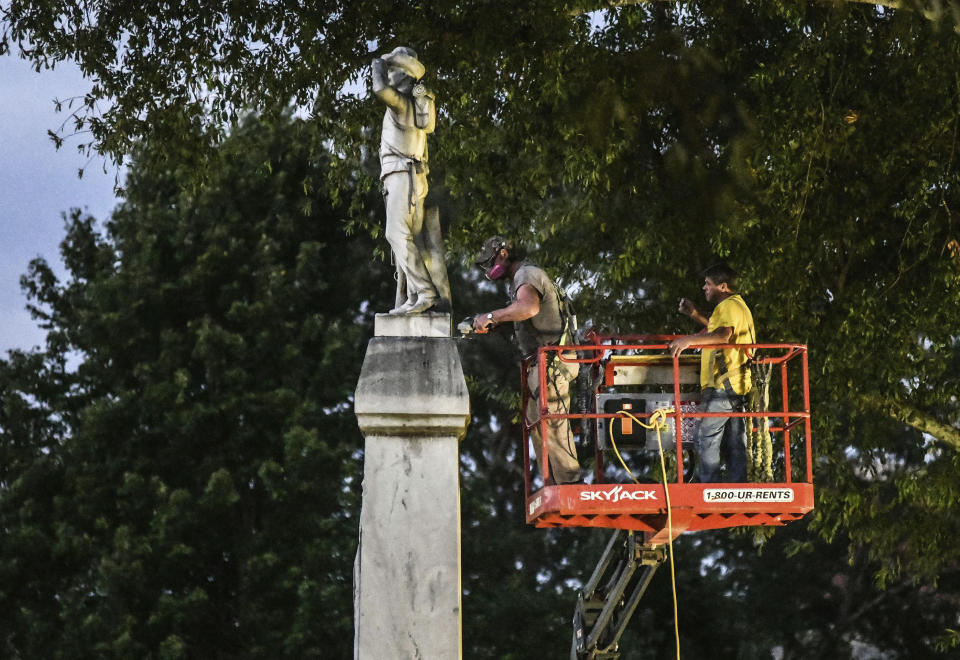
xmin=371 ymin=46 xmax=451 ymax=314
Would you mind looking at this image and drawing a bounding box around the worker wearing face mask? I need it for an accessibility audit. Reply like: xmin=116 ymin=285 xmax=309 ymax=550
xmin=472 ymin=236 xmax=582 ymax=485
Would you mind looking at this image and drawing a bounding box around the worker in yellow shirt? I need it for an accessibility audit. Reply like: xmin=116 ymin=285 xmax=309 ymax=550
xmin=668 ymin=263 xmax=755 ymax=483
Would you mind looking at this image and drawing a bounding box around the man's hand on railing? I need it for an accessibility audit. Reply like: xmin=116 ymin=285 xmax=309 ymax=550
xmin=668 ymin=335 xmax=695 ymax=358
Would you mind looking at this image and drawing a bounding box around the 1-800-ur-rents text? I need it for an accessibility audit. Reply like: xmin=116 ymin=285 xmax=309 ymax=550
xmin=703 ymin=488 xmax=794 ymax=503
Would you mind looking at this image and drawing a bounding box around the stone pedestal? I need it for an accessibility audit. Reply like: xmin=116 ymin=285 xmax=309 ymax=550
xmin=354 ymin=313 xmax=469 ymax=660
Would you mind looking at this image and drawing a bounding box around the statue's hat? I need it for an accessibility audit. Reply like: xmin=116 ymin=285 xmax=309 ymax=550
xmin=383 ymin=46 xmax=425 ymax=80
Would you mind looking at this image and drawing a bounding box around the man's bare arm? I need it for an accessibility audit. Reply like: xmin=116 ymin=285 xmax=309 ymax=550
xmin=678 ymin=297 xmax=709 ymax=327
xmin=473 ymin=284 xmax=541 ymax=331
xmin=668 ymin=325 xmax=733 ymax=357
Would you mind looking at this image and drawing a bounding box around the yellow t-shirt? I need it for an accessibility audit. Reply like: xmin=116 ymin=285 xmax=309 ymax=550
xmin=700 ymin=294 xmax=755 ymax=395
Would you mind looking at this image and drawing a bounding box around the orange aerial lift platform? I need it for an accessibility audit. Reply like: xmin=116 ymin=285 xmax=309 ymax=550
xmin=520 ymin=334 xmax=814 ymax=659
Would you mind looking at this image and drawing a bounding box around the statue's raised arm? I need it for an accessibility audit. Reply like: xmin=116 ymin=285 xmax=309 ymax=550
xmin=371 ymin=46 xmax=448 ymax=315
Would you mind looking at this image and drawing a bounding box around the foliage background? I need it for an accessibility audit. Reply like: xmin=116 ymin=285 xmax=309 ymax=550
xmin=2 ymin=0 xmax=960 ymax=657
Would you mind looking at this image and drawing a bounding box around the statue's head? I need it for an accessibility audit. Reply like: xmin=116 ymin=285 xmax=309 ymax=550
xmin=383 ymin=46 xmax=426 ymax=86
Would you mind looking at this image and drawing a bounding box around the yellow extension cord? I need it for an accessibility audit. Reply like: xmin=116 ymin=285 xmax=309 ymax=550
xmin=609 ymin=407 xmax=682 ymax=660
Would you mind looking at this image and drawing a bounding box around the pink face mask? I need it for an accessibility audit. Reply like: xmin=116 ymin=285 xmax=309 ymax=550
xmin=486 ymin=263 xmax=508 ymax=280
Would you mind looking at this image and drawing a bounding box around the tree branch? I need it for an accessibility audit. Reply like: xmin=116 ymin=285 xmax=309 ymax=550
xmin=858 ymin=393 xmax=960 ymax=451
xmin=569 ymin=0 xmax=908 ymax=16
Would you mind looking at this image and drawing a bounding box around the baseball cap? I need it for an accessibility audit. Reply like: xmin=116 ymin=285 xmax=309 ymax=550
xmin=474 ymin=236 xmax=509 ymax=265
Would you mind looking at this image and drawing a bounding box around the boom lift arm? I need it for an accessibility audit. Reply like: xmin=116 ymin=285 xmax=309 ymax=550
xmin=572 ymin=531 xmax=667 ymax=660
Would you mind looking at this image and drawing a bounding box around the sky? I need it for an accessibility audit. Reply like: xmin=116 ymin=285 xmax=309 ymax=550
xmin=0 ymin=55 xmax=119 ymax=354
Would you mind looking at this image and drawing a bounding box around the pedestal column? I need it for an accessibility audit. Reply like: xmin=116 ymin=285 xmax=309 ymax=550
xmin=353 ymin=313 xmax=470 ymax=660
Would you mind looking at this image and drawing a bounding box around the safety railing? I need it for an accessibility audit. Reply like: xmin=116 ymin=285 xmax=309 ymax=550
xmin=520 ymin=334 xmax=813 ymax=500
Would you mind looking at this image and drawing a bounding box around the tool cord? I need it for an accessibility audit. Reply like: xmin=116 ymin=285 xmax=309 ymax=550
xmin=610 ymin=408 xmax=681 ymax=660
